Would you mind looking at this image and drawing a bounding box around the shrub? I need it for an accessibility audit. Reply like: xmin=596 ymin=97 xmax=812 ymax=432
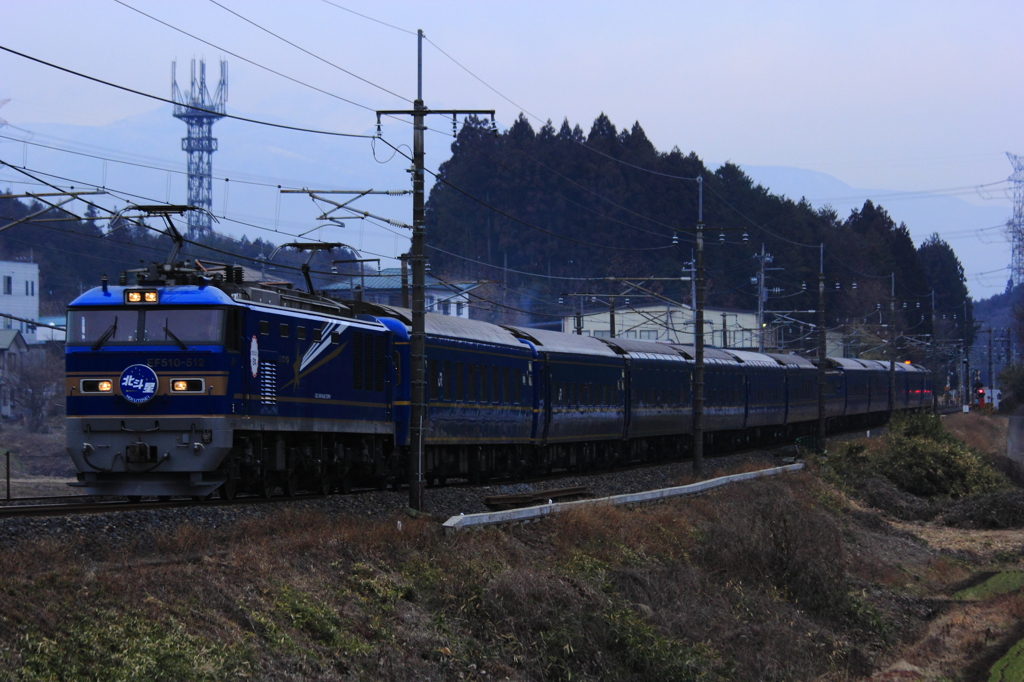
xmin=825 ymin=412 xmax=1007 ymax=499
xmin=695 ymin=479 xmax=850 ymax=617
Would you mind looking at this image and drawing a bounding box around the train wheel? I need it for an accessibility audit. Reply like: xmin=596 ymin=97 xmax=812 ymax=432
xmin=219 ymin=478 xmax=238 ymax=501
xmin=340 ymin=474 xmax=353 ymax=495
xmin=318 ymin=476 xmax=334 ymax=496
xmin=126 ymin=495 xmax=142 ymax=503
xmin=284 ymin=475 xmax=298 ymax=498
xmin=260 ymin=477 xmax=275 ymax=499
xmin=157 ymin=495 xmax=171 ymax=502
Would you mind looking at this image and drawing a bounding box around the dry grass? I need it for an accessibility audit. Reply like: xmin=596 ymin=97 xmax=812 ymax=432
xmin=0 ymin=474 xmax=948 ymax=682
xmin=1 ymin=413 xmax=1021 ymax=681
xmin=944 ymin=411 xmax=1008 ymax=459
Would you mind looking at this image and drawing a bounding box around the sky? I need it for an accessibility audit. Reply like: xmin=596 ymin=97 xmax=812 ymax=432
xmin=0 ymin=0 xmax=1021 ymax=298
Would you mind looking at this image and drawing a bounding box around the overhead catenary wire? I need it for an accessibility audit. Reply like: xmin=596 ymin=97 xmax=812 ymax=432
xmin=206 ymin=0 xmax=412 ymax=104
xmin=0 ymin=133 xmax=306 ymax=191
xmin=112 ymin=0 xmax=405 ymax=115
xmin=0 ymin=44 xmax=373 ymax=139
xmin=193 ymin=0 xmax=692 ymax=240
xmin=319 ymin=0 xmax=417 ymax=36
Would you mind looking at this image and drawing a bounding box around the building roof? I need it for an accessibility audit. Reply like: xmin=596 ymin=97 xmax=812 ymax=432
xmin=322 ymin=268 xmax=474 ymax=293
xmin=0 ymin=330 xmax=27 ymax=352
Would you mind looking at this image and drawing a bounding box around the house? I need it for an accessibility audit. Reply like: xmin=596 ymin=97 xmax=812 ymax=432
xmin=0 ymin=259 xmax=39 ymax=343
xmin=0 ymin=330 xmax=28 ymax=417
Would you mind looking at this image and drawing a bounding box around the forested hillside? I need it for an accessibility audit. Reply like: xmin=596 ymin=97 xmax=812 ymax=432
xmin=425 ymin=114 xmax=976 ymax=359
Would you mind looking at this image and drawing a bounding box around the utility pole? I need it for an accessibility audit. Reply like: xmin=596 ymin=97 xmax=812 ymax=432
xmin=609 ymin=297 xmax=616 ymax=339
xmin=963 ymin=299 xmax=970 ymax=411
xmin=889 ymin=273 xmax=896 ymax=418
xmin=377 ymin=30 xmax=494 ymax=512
xmin=931 ymin=290 xmax=938 ymax=414
xmin=817 ymin=245 xmax=827 ymax=444
xmin=753 ymin=244 xmax=781 ymax=353
xmin=989 ymin=328 xmax=994 ymax=394
xmin=693 ymin=178 xmax=705 ymax=476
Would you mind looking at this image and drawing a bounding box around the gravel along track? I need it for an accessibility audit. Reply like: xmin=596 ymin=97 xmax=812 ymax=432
xmin=0 ymin=449 xmax=783 ymax=558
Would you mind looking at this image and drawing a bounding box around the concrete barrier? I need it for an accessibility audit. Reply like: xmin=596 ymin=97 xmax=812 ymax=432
xmin=442 ymin=462 xmax=805 ymax=532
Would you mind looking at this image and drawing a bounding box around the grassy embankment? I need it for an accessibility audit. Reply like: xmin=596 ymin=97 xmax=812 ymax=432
xmin=0 ymin=412 xmax=1022 ymax=680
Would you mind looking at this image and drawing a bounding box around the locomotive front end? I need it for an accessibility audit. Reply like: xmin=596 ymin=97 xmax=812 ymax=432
xmin=65 ymin=283 xmax=240 ymax=498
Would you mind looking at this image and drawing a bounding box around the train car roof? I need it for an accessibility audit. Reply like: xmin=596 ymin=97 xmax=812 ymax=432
xmin=719 ymin=349 xmax=783 ymax=367
xmin=505 ymin=327 xmax=620 ymax=357
xmin=337 ymin=303 xmax=527 ymax=347
xmin=830 ymin=357 xmax=883 ymax=371
xmin=597 ymin=337 xmax=688 ymax=359
xmin=764 ymin=352 xmax=817 ymax=368
xmin=895 ymin=362 xmax=928 ymax=372
xmin=379 ymin=307 xmax=526 ymax=347
xmin=69 ymin=285 xmax=236 ymax=307
xmin=656 ymin=343 xmax=741 ymax=364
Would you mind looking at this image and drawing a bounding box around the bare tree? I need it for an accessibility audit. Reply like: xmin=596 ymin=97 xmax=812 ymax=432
xmin=11 ymin=344 xmax=63 ymax=433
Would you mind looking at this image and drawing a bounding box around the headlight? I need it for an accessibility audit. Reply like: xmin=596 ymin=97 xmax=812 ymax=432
xmin=171 ymin=378 xmax=205 ymax=392
xmin=125 ymin=289 xmax=158 ymax=304
xmin=81 ymin=379 xmax=113 ymax=393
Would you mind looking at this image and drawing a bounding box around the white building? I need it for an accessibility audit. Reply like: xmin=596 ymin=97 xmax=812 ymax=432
xmin=0 ymin=260 xmax=39 ymax=344
xmin=322 ymin=268 xmax=473 ymax=319
xmin=561 ymin=303 xmax=770 ymax=349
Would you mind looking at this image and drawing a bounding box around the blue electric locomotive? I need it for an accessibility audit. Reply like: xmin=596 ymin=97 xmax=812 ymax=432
xmin=66 ymin=263 xmax=397 ymax=499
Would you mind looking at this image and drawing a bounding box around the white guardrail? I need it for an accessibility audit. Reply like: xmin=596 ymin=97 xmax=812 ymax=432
xmin=442 ymin=462 xmax=805 ymax=532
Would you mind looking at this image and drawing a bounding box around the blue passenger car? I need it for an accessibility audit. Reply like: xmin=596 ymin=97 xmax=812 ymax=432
xmin=510 ymin=328 xmax=627 ymax=470
xmin=601 ymin=337 xmax=692 ymax=459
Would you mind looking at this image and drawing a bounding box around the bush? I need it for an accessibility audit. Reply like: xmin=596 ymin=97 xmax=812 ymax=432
xmin=695 ymin=479 xmax=850 ymax=617
xmin=999 ymin=364 xmax=1024 ymax=412
xmin=825 ymin=412 xmax=1007 ymax=499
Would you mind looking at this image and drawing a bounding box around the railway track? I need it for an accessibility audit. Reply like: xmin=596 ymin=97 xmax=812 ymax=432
xmin=0 ymin=425 xmax=876 ymax=520
xmin=0 ymin=491 xmax=340 ymax=519
xmin=0 ymin=420 xmax=897 ymax=521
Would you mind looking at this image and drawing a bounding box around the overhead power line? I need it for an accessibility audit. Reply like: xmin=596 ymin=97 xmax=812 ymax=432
xmin=319 ymin=0 xmax=417 ymax=36
xmin=207 ymin=0 xmax=412 ymax=103
xmin=0 ymin=44 xmax=372 ymax=139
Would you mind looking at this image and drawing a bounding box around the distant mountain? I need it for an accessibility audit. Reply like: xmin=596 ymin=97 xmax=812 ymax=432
xmin=743 ymin=165 xmax=1013 ymax=299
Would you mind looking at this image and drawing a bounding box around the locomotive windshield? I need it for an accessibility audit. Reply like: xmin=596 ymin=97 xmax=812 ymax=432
xmin=68 ymin=308 xmax=226 ymax=345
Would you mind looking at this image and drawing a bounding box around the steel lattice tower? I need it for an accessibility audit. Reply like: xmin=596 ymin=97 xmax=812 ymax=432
xmin=1007 ymin=152 xmax=1024 ymax=287
xmin=172 ymin=59 xmax=227 ymax=238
